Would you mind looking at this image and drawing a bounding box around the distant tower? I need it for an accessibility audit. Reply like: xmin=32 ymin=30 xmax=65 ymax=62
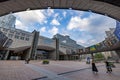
xmin=0 ymin=14 xmax=16 ymax=28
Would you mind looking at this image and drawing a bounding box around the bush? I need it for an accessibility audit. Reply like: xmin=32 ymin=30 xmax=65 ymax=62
xmin=109 ymin=62 xmax=116 ymax=68
xmin=94 ymin=53 xmax=105 ymax=61
xmin=42 ymin=60 xmax=49 ymax=64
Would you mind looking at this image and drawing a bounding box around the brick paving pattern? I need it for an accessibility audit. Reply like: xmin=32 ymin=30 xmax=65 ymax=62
xmin=0 ymin=60 xmax=45 ymax=80
xmin=0 ymin=60 xmax=120 ymax=80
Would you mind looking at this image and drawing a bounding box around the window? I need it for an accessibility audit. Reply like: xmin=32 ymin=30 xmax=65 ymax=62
xmin=15 ymin=35 xmax=19 ymax=39
xmin=20 ymin=37 xmax=24 ymax=40
xmin=25 ymin=38 xmax=29 ymax=41
xmin=3 ymin=28 xmax=8 ymax=32
xmin=21 ymin=33 xmax=25 ymax=36
xmin=8 ymin=34 xmax=13 ymax=38
xmin=16 ymin=32 xmax=20 ymax=35
xmin=9 ymin=30 xmax=14 ymax=34
xmin=4 ymin=32 xmax=7 ymax=35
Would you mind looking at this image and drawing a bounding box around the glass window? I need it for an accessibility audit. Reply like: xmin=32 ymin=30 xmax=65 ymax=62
xmin=21 ymin=33 xmax=25 ymax=36
xmin=3 ymin=28 xmax=8 ymax=32
xmin=10 ymin=30 xmax=14 ymax=34
xmin=15 ymin=35 xmax=19 ymax=39
xmin=8 ymin=34 xmax=13 ymax=38
xmin=25 ymin=37 xmax=29 ymax=41
xmin=20 ymin=37 xmax=24 ymax=40
xmin=4 ymin=32 xmax=7 ymax=35
xmin=16 ymin=32 xmax=20 ymax=35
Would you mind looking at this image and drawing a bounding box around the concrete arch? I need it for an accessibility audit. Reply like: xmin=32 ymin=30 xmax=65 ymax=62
xmin=0 ymin=0 xmax=119 ymax=21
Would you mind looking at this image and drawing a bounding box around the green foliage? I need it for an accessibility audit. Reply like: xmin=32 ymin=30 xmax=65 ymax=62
xmin=94 ymin=53 xmax=105 ymax=61
xmin=42 ymin=60 xmax=49 ymax=64
xmin=107 ymin=56 xmax=112 ymax=60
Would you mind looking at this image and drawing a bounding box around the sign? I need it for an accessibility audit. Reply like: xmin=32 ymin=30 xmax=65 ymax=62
xmin=114 ymin=21 xmax=120 ymax=40
xmin=90 ymin=45 xmax=96 ymax=51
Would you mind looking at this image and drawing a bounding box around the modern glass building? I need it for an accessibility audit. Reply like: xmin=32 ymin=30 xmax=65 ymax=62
xmin=0 ymin=14 xmax=16 ymax=28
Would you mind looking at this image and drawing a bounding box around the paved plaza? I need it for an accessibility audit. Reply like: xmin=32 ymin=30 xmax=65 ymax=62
xmin=0 ymin=60 xmax=120 ymax=80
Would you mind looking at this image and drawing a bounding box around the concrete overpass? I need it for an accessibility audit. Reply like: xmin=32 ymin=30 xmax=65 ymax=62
xmin=0 ymin=0 xmax=119 ymax=21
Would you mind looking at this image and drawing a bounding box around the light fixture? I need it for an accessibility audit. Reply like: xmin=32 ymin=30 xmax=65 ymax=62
xmin=88 ymin=10 xmax=92 ymax=12
xmin=26 ymin=8 xmax=30 ymax=11
xmin=105 ymin=14 xmax=108 ymax=16
xmin=47 ymin=7 xmax=51 ymax=9
xmin=69 ymin=8 xmax=72 ymax=10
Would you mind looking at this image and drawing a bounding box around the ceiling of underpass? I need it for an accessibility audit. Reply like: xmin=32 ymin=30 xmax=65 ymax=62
xmin=0 ymin=0 xmax=120 ymax=21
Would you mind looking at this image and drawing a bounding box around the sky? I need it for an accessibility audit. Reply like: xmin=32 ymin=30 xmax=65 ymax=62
xmin=13 ymin=9 xmax=116 ymax=47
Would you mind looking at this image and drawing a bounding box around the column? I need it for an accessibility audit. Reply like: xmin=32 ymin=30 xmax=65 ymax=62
xmin=55 ymin=37 xmax=59 ymax=60
xmin=29 ymin=30 xmax=39 ymax=60
xmin=4 ymin=50 xmax=9 ymax=60
xmin=91 ymin=53 xmax=94 ymax=62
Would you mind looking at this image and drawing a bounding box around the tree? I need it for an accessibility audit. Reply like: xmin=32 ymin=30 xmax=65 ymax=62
xmin=94 ymin=53 xmax=105 ymax=61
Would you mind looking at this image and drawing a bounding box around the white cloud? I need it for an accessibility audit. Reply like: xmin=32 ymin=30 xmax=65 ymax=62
xmin=46 ymin=9 xmax=54 ymax=16
xmin=67 ymin=16 xmax=89 ymax=31
xmin=14 ymin=10 xmax=46 ymax=25
xmin=51 ymin=18 xmax=60 ymax=26
xmin=48 ymin=26 xmax=58 ymax=35
xmin=15 ymin=20 xmax=29 ymax=31
xmin=67 ymin=13 xmax=116 ymax=47
xmin=63 ymin=11 xmax=67 ymax=17
xmin=39 ymin=27 xmax=46 ymax=32
xmin=54 ymin=13 xmax=59 ymax=18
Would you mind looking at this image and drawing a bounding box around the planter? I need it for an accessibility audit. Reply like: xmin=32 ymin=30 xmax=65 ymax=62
xmin=42 ymin=60 xmax=49 ymax=64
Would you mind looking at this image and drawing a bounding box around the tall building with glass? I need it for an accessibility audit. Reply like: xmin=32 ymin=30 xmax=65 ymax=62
xmin=0 ymin=14 xmax=16 ymax=28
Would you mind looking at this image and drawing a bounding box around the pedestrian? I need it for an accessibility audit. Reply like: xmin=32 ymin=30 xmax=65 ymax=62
xmin=25 ymin=58 xmax=30 ymax=64
xmin=92 ymin=60 xmax=98 ymax=73
xmin=105 ymin=60 xmax=112 ymax=73
xmin=87 ymin=57 xmax=90 ymax=64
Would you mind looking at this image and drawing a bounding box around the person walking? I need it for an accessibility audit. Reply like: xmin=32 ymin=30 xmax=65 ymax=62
xmin=87 ymin=57 xmax=90 ymax=64
xmin=105 ymin=60 xmax=112 ymax=73
xmin=92 ymin=60 xmax=98 ymax=73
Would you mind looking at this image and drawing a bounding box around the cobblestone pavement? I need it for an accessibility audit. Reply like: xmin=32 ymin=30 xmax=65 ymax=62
xmin=0 ymin=60 xmax=120 ymax=80
xmin=62 ymin=64 xmax=120 ymax=80
xmin=0 ymin=60 xmax=45 ymax=80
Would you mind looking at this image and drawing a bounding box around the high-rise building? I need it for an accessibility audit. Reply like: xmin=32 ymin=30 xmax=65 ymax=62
xmin=0 ymin=14 xmax=16 ymax=28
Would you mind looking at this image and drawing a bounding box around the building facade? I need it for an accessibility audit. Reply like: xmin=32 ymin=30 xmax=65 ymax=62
xmin=0 ymin=14 xmax=16 ymax=28
xmin=0 ymin=14 xmax=83 ymax=60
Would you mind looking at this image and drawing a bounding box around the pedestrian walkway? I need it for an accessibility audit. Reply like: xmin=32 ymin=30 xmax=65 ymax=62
xmin=0 ymin=60 xmax=120 ymax=80
xmin=25 ymin=64 xmax=72 ymax=80
xmin=0 ymin=60 xmax=45 ymax=80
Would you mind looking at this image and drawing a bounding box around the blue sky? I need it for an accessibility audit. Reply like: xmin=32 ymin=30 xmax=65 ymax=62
xmin=13 ymin=9 xmax=116 ymax=47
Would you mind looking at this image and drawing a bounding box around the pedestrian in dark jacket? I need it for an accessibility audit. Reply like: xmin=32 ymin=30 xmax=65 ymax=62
xmin=105 ymin=61 xmax=112 ymax=73
xmin=92 ymin=60 xmax=98 ymax=73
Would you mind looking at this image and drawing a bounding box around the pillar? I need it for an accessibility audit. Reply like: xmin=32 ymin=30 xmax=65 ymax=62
xmin=91 ymin=53 xmax=94 ymax=62
xmin=28 ymin=30 xmax=39 ymax=60
xmin=55 ymin=37 xmax=59 ymax=60
xmin=4 ymin=50 xmax=9 ymax=60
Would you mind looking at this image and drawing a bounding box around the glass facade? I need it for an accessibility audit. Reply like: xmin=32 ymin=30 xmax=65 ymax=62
xmin=53 ymin=34 xmax=83 ymax=49
xmin=0 ymin=14 xmax=16 ymax=28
